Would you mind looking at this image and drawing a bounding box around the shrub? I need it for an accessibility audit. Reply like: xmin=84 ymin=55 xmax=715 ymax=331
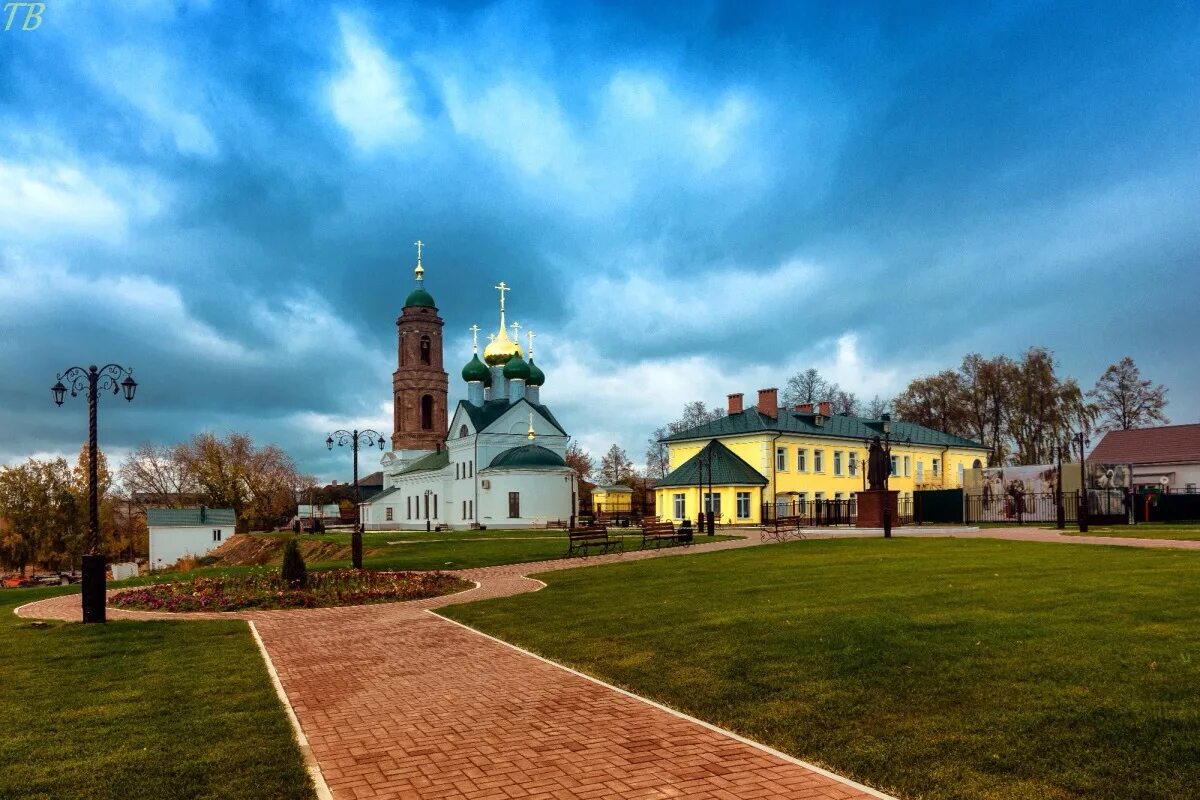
xmin=281 ymin=538 xmax=306 ymax=588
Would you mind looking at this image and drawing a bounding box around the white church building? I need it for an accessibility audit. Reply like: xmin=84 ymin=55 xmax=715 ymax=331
xmin=361 ymin=248 xmax=577 ymax=530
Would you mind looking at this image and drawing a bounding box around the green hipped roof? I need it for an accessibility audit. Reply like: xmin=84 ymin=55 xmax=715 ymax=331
xmin=664 ymin=406 xmax=988 ymax=450
xmin=658 ymin=440 xmax=768 ymax=488
xmin=399 ymin=449 xmax=450 ymax=474
xmin=147 ymin=507 xmax=237 ymax=527
xmin=487 ymin=444 xmax=568 ymax=470
xmin=526 ymin=357 xmax=545 ymax=387
xmin=404 ymin=287 xmax=436 ymax=308
xmin=503 ymin=352 xmax=531 ymax=379
xmin=462 ymin=353 xmax=489 ymax=383
xmin=456 ymin=398 xmax=568 ymax=436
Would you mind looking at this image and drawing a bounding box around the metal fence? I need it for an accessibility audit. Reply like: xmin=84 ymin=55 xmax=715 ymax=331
xmin=761 ymin=497 xmax=915 ymax=527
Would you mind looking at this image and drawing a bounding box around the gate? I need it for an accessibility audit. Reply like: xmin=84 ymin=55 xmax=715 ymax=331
xmin=913 ymin=489 xmax=964 ymax=524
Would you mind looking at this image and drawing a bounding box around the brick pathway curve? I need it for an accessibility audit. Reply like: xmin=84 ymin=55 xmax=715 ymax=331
xmin=16 ymin=534 xmax=889 ymax=800
xmin=17 ymin=527 xmax=1200 ymax=799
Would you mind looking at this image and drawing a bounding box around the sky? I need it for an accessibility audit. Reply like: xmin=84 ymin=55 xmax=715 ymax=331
xmin=1 ymin=0 xmax=1198 ymax=482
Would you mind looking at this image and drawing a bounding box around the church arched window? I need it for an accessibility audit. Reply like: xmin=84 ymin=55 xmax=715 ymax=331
xmin=972 ymin=459 xmax=983 ymax=469
xmin=420 ymin=336 xmax=431 ymax=365
xmin=421 ymin=394 xmax=434 ymax=430
xmin=459 ymin=425 xmax=469 ymax=438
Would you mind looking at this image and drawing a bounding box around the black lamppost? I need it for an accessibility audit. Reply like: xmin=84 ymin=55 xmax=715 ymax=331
xmin=1054 ymin=443 xmax=1066 ymax=530
xmin=51 ymin=364 xmax=137 ymax=624
xmin=326 ymin=428 xmax=384 ymax=569
xmin=881 ymin=413 xmax=893 ymax=538
xmin=1076 ymin=431 xmax=1090 ymax=533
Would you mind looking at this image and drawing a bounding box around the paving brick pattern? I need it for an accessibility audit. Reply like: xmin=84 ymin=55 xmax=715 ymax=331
xmin=18 ymin=527 xmax=1198 ymax=799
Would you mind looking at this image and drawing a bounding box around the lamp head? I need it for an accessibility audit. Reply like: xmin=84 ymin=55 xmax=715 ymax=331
xmin=880 ymin=413 xmax=891 ymax=435
xmin=326 ymin=436 xmax=334 ymax=450
xmin=121 ymin=374 xmax=137 ymax=402
xmin=51 ymin=379 xmax=66 ymax=406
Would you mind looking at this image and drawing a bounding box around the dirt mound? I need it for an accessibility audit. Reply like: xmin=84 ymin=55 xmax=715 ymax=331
xmin=208 ymin=535 xmax=355 ymax=566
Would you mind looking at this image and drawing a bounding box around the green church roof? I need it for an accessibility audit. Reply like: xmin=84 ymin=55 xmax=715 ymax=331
xmin=404 ymin=287 xmax=436 ymax=308
xmin=487 ymin=444 xmax=568 ymax=470
xmin=456 ymin=398 xmax=567 ymax=436
xmin=657 ymin=440 xmax=769 ymax=488
xmin=663 ymin=407 xmax=988 ymax=450
xmin=526 ymin=357 xmax=545 ymax=387
xmin=503 ymin=352 xmax=531 ymax=380
xmin=399 ymin=449 xmax=450 ymax=474
xmin=462 ymin=353 xmax=489 ymax=383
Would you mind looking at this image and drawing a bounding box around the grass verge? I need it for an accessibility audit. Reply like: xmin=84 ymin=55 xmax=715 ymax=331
xmin=440 ymin=537 xmax=1200 ymax=800
xmin=0 ymin=587 xmax=313 ymax=800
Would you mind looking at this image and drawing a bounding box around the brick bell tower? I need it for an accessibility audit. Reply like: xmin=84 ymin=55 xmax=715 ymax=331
xmin=391 ymin=241 xmax=448 ymax=456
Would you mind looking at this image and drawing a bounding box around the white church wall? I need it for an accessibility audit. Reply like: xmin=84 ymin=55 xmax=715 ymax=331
xmin=477 ymin=469 xmax=575 ymax=528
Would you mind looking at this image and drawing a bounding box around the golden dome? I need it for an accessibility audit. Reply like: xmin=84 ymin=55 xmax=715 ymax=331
xmin=483 ymin=328 xmax=523 ymax=366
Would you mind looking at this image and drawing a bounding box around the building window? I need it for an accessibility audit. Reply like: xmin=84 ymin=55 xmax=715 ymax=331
xmin=420 ymin=335 xmax=432 ymax=365
xmin=423 ymin=494 xmax=429 ymax=519
xmin=833 ymin=451 xmax=843 ymax=476
xmin=673 ymin=493 xmax=686 ymax=519
xmin=462 ymin=500 xmax=466 ymax=520
xmin=469 ymin=461 xmax=473 ymax=478
xmin=420 ymin=394 xmax=434 ymax=430
xmin=212 ymin=529 xmax=222 ymax=542
xmin=797 ymin=449 xmax=807 ymax=472
xmin=814 ymin=492 xmax=824 ymax=501
xmin=508 ymin=491 xmax=520 ymax=518
xmin=848 ymin=451 xmax=858 ymax=476
xmin=736 ymin=492 xmax=751 ymax=519
xmin=386 ymin=507 xmax=394 ymax=522
xmin=932 ymin=458 xmax=941 ymax=477
xmin=834 ymin=492 xmax=843 ymax=500
xmin=459 ymin=424 xmax=469 ymax=438
xmin=814 ymin=450 xmax=824 ymax=473
xmin=434 ymin=494 xmax=438 ymax=519
xmin=903 ymin=455 xmax=911 ymax=477
xmin=890 ymin=456 xmax=898 ymax=476
xmin=916 ymin=461 xmax=924 ymax=482
xmin=456 ymin=463 xmax=460 ymax=479
xmin=957 ymin=463 xmax=965 ymax=485
xmin=1188 ymin=483 xmax=1197 ymax=494
xmin=407 ymin=497 xmax=411 ymax=519
xmin=704 ymin=492 xmax=721 ymax=517
xmin=797 ymin=492 xmax=808 ymax=511
xmin=776 ymin=447 xmax=787 ymax=471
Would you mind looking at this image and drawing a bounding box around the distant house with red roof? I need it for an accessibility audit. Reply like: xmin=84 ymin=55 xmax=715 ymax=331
xmin=1089 ymin=424 xmax=1200 ymax=493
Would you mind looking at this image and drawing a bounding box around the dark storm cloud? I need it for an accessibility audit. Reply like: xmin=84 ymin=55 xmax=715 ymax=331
xmin=2 ymin=0 xmax=1197 ymax=478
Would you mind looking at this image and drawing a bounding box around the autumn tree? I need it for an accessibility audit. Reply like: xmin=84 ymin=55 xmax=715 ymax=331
xmin=892 ymin=369 xmax=970 ymax=437
xmin=118 ymin=442 xmax=196 ymax=507
xmin=174 ymin=432 xmax=303 ymax=532
xmin=564 ymin=442 xmax=594 ymax=482
xmin=1089 ymin=356 xmax=1169 ymax=432
xmin=598 ymin=445 xmax=634 ymax=485
xmin=645 ymin=401 xmax=726 ymax=478
xmin=864 ymin=394 xmax=891 ymax=420
xmin=0 ymin=458 xmax=83 ymax=573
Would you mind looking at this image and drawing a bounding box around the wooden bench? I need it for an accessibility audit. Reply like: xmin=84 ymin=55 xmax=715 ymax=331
xmin=640 ymin=521 xmax=691 ymax=549
xmin=545 ymin=519 xmax=570 ymax=529
xmin=566 ymin=525 xmax=622 ymax=557
xmin=760 ymin=516 xmax=806 ymax=543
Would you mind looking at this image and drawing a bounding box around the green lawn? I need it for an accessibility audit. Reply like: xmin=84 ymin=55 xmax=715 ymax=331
xmin=0 ymin=587 xmax=313 ymax=800
xmin=1069 ymin=523 xmax=1200 ymax=541
xmin=440 ymin=537 xmax=1200 ymax=800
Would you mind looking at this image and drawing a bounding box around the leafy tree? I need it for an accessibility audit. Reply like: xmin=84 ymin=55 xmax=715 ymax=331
xmin=645 ymin=401 xmax=726 ymax=478
xmin=1089 ymin=356 xmax=1169 ymax=432
xmin=0 ymin=458 xmax=83 ymax=572
xmin=118 ymin=442 xmax=196 ymax=507
xmin=598 ymin=445 xmax=634 ymax=485
xmin=892 ymin=369 xmax=970 ymax=438
xmin=564 ymin=442 xmax=594 ymax=482
xmin=175 ymin=432 xmax=303 ymax=532
xmin=280 ymin=538 xmax=306 ymax=587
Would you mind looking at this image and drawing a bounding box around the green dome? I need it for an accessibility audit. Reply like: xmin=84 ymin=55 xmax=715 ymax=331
xmin=404 ymin=287 xmax=436 ymax=308
xmin=488 ymin=444 xmax=567 ymax=470
xmin=503 ymin=352 xmax=531 ymax=380
xmin=526 ymin=357 xmax=545 ymax=387
xmin=461 ymin=354 xmax=489 ymax=383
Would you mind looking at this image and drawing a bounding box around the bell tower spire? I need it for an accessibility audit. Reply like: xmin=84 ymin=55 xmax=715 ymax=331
xmin=393 ymin=240 xmax=448 ymax=457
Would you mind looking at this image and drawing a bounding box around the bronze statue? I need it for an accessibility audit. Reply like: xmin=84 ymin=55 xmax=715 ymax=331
xmin=867 ymin=435 xmax=889 ymax=491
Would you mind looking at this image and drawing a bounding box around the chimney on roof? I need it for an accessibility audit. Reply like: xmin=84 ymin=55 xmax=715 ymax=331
xmin=727 ymin=393 xmax=744 ymax=415
xmin=818 ymin=401 xmax=832 ymax=417
xmin=796 ymin=402 xmax=814 ymax=413
xmin=757 ymin=388 xmax=778 ymax=419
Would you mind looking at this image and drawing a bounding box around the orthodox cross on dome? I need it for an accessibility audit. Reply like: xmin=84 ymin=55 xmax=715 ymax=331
xmin=413 ymin=239 xmax=425 ymax=281
xmin=527 ymin=411 xmax=536 ymax=441
xmin=526 ymin=330 xmax=536 ymax=358
xmin=510 ymin=320 xmax=521 ymax=343
xmin=469 ymin=324 xmax=481 ymax=353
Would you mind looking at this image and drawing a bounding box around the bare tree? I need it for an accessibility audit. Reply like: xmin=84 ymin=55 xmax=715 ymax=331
xmin=864 ymin=395 xmax=890 ymax=419
xmin=598 ymin=445 xmax=634 ymax=485
xmin=119 ymin=443 xmax=195 ymax=507
xmin=1089 ymin=356 xmax=1169 ymax=432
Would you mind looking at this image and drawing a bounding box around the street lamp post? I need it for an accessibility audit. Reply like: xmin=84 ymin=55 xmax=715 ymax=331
xmin=326 ymin=428 xmax=385 ymax=569
xmin=51 ymin=364 xmax=137 ymax=624
xmin=1055 ymin=443 xmax=1066 ymax=530
xmin=881 ymin=413 xmax=893 ymax=538
xmin=1076 ymin=431 xmax=1090 ymax=533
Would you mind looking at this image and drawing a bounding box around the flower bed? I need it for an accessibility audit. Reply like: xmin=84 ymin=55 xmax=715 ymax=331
xmin=109 ymin=570 xmax=472 ymax=612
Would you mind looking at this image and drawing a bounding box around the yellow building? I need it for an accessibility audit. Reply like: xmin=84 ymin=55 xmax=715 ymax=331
xmin=654 ymin=388 xmax=990 ymax=525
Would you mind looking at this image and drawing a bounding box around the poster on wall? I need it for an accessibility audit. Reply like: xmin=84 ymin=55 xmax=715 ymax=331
xmin=976 ymin=464 xmax=1061 ymax=521
xmin=1088 ymin=463 xmax=1131 ymax=490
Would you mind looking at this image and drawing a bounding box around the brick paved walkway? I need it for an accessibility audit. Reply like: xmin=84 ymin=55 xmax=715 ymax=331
xmin=15 ymin=535 xmax=890 ymax=800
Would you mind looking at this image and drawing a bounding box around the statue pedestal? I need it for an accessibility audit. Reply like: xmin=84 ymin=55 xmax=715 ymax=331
xmin=856 ymin=490 xmax=899 ymax=528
